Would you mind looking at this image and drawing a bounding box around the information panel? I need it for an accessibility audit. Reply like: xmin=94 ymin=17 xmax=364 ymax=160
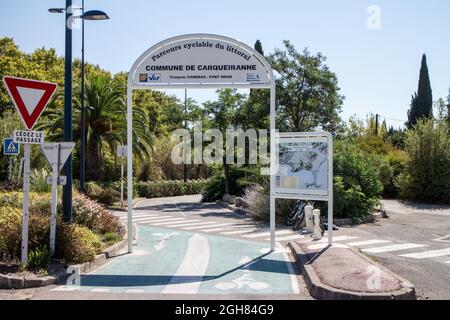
xmin=275 ymin=132 xmax=332 ymax=201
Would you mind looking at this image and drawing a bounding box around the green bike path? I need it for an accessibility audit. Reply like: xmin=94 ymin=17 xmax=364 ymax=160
xmin=76 ymin=225 xmax=300 ymax=295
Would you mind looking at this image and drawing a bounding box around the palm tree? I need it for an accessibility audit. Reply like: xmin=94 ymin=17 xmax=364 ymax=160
xmin=37 ymin=73 xmax=153 ymax=180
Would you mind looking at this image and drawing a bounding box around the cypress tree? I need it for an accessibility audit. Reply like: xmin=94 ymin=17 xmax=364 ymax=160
xmin=407 ymin=54 xmax=433 ymax=128
xmin=254 ymin=40 xmax=264 ymax=56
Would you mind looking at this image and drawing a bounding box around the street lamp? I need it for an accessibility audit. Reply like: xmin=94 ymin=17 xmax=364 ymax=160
xmin=49 ymin=2 xmax=109 ymax=221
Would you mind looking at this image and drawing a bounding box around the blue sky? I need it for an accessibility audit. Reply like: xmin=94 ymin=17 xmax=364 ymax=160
xmin=1 ymin=0 xmax=450 ymax=128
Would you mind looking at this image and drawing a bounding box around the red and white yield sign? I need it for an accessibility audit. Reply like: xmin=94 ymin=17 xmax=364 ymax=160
xmin=2 ymin=76 xmax=57 ymax=130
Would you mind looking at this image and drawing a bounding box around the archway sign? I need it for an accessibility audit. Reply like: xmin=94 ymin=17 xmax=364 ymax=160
xmin=126 ymin=34 xmax=332 ymax=253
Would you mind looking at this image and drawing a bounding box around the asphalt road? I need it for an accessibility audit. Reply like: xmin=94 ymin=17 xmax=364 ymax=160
xmin=332 ymin=199 xmax=450 ymax=300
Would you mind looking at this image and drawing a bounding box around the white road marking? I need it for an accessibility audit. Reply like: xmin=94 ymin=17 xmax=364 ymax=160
xmin=346 ymin=239 xmax=392 ymax=247
xmin=432 ymin=235 xmax=450 ymax=243
xmin=162 ymin=234 xmax=210 ymax=294
xmin=91 ymin=288 xmax=110 ymax=293
xmin=126 ymin=289 xmax=146 ymax=294
xmin=117 ymin=212 xmax=159 ymax=218
xmin=119 ymin=214 xmax=160 ymax=221
xmin=196 ymin=224 xmax=235 ymax=232
xmin=399 ymin=248 xmax=450 ymax=259
xmin=363 ymin=243 xmax=428 ymax=253
xmin=173 ymin=201 xmax=186 ymax=217
xmin=51 ymin=286 xmax=79 ymax=292
xmin=317 ymin=236 xmax=358 ymax=243
xmin=243 ymin=230 xmax=293 ymax=238
xmin=220 ymin=229 xmax=256 ymax=235
xmin=445 ymin=261 xmax=450 ymax=264
xmin=180 ymin=222 xmax=223 ymax=230
xmin=133 ymin=216 xmax=179 ymax=223
xmin=275 ymin=234 xmax=308 ymax=241
xmin=308 ymin=243 xmax=350 ymax=250
xmin=151 ymin=218 xmax=188 ymax=225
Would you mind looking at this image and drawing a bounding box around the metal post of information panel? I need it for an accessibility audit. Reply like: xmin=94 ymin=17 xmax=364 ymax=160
xmin=327 ymin=133 xmax=334 ymax=246
xmin=127 ymin=86 xmax=133 ymax=253
xmin=21 ymin=144 xmax=31 ymax=264
xmin=269 ymin=84 xmax=276 ymax=251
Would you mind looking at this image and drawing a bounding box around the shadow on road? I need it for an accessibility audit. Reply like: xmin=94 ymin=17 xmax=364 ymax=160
xmin=80 ymin=252 xmax=295 ymax=288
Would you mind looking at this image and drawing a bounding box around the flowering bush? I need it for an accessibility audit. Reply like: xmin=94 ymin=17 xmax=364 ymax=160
xmin=243 ymin=185 xmax=269 ymax=221
xmin=72 ymin=193 xmax=125 ymax=236
xmin=0 ymin=191 xmax=124 ymax=266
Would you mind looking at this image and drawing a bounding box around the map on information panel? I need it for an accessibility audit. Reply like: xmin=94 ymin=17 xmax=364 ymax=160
xmin=276 ymin=137 xmax=329 ymax=199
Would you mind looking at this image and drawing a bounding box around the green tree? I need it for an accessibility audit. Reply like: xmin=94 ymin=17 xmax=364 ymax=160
xmin=254 ymin=40 xmax=264 ymax=56
xmin=267 ymin=41 xmax=344 ymax=133
xmin=407 ymin=54 xmax=433 ymax=128
xmin=237 ymin=40 xmax=270 ymax=130
xmin=203 ymin=89 xmax=246 ymax=194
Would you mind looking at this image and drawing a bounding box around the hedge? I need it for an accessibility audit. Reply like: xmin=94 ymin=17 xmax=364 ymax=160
xmin=136 ymin=180 xmax=208 ymax=198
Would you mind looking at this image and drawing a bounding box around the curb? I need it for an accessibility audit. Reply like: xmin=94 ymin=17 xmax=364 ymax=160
xmin=0 ymin=271 xmax=67 ymax=289
xmin=288 ymin=241 xmax=416 ymax=300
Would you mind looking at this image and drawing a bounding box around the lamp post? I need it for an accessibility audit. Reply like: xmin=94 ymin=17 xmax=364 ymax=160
xmin=49 ymin=3 xmax=109 ymax=221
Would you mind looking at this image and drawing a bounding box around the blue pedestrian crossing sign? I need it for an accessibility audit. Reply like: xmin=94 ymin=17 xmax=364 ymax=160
xmin=3 ymin=138 xmax=20 ymax=155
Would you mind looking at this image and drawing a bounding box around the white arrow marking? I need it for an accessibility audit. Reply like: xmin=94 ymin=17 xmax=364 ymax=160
xmin=152 ymin=232 xmax=178 ymax=251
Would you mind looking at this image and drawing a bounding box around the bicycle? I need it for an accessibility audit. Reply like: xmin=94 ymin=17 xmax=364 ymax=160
xmin=284 ymin=200 xmax=312 ymax=231
xmin=285 ymin=200 xmax=338 ymax=234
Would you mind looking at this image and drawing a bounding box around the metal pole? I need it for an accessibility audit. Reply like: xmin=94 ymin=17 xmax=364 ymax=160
xmin=50 ymin=144 xmax=60 ymax=255
xmin=79 ymin=0 xmax=86 ymax=192
xmin=127 ymin=87 xmax=133 ymax=253
xmin=327 ymin=133 xmax=334 ymax=246
xmin=183 ymin=88 xmax=187 ymax=183
xmin=120 ymin=155 xmax=124 ymax=209
xmin=21 ymin=144 xmax=31 ymax=265
xmin=18 ymin=157 xmax=24 ymax=181
xmin=63 ymin=0 xmax=73 ymax=222
xmin=269 ymin=84 xmax=276 ymax=251
xmin=375 ymin=114 xmax=379 ymax=136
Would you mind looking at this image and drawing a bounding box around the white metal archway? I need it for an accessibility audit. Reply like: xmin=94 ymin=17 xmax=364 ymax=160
xmin=126 ymin=34 xmax=277 ymax=253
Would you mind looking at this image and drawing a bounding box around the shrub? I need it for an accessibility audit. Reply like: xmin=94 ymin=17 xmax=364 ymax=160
xmin=333 ymin=142 xmax=383 ymax=222
xmin=0 ymin=191 xmax=124 ymax=266
xmin=30 ymin=168 xmax=51 ymax=193
xmin=243 ymin=185 xmax=269 ymax=221
xmin=28 ymin=245 xmax=51 ymax=270
xmin=72 ymin=193 xmax=125 ymax=236
xmin=137 ymin=179 xmax=208 ymax=199
xmin=383 ymin=149 xmax=408 ymax=198
xmin=85 ymin=181 xmax=120 ymax=206
xmin=55 ymin=222 xmax=102 ymax=264
xmin=102 ymin=232 xmax=122 ymax=247
xmin=396 ymin=119 xmax=450 ymax=203
xmin=243 ymin=185 xmax=297 ymax=223
xmin=0 ymin=206 xmax=22 ymax=259
xmin=201 ymin=166 xmax=257 ymax=202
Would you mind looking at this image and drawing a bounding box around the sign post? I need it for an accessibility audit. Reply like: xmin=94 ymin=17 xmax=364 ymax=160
xmin=41 ymin=142 xmax=75 ymax=254
xmin=3 ymin=76 xmax=57 ymax=264
xmin=117 ymin=145 xmax=127 ymax=209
